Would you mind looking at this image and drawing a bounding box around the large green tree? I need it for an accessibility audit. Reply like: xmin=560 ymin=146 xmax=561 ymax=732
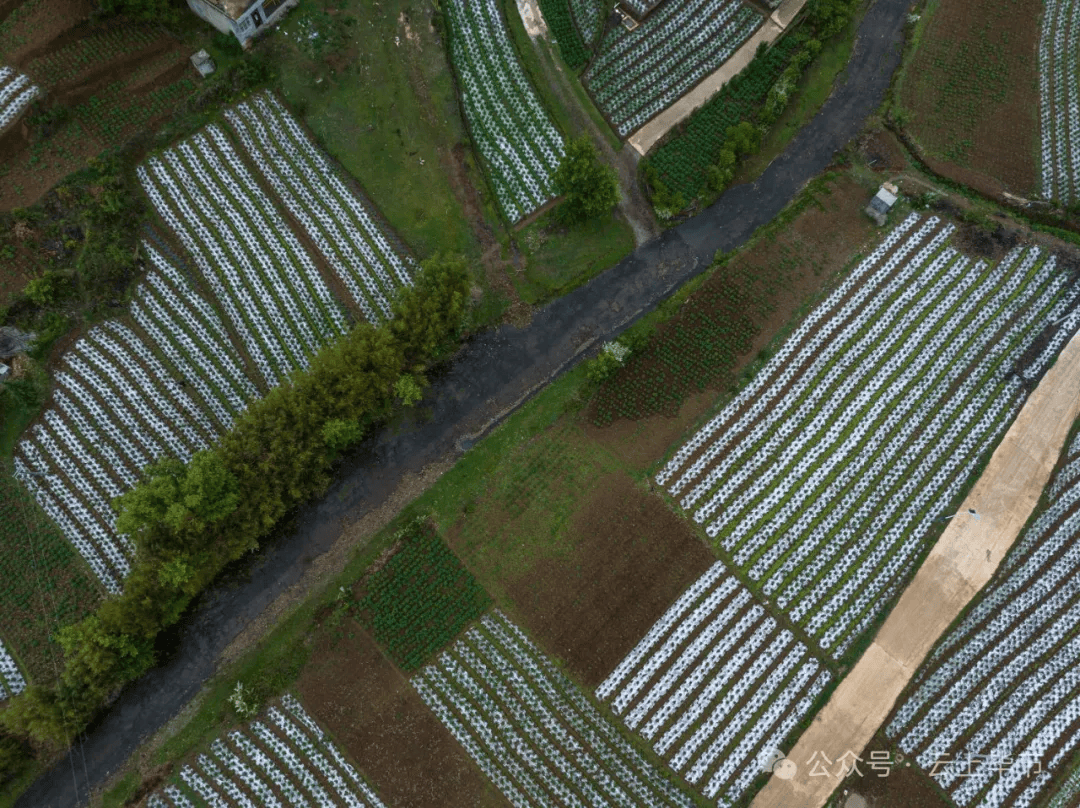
xmin=552 ymin=136 xmax=620 ymax=225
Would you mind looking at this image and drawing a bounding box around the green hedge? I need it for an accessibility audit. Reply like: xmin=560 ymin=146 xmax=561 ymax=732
xmin=0 ymin=256 xmax=470 ymax=749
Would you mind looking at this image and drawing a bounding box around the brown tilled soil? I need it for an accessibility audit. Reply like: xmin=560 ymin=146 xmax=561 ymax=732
xmin=899 ymin=0 xmax=1041 ymax=197
xmin=0 ymin=0 xmax=95 ymax=64
xmin=502 ymin=471 xmax=715 ymax=689
xmin=296 ymin=626 xmax=509 ymax=808
xmin=849 ymin=733 xmax=954 ymax=808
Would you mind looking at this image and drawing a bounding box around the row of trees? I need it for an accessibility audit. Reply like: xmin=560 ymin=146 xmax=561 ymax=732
xmin=0 ymin=257 xmax=470 ymax=749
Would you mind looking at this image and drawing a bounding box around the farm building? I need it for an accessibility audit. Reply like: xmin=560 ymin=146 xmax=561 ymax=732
xmin=185 ymin=0 xmax=297 ymax=46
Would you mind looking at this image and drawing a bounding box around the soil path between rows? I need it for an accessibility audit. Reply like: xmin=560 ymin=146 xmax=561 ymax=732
xmin=752 ymin=323 xmax=1080 ymax=808
xmin=18 ymin=0 xmax=908 ymax=803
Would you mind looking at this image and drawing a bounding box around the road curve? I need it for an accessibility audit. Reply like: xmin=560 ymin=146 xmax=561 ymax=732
xmin=18 ymin=0 xmax=908 ymax=804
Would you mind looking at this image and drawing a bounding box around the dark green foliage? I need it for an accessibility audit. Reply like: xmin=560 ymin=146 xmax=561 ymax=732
xmin=97 ymin=0 xmax=183 ymax=23
xmin=645 ymin=38 xmax=800 ymax=204
xmin=592 ymin=266 xmax=773 ymax=425
xmin=321 ymin=418 xmax=366 ymax=454
xmin=538 ymin=0 xmax=590 ymax=69
xmin=2 ymin=158 xmax=146 ymax=359
xmin=0 ymin=258 xmax=471 ymax=747
xmin=0 ymin=734 xmax=32 ymax=787
xmin=552 ymin=136 xmax=620 ymax=224
xmin=354 ymin=519 xmax=491 ymax=671
xmin=113 ymin=452 xmax=240 ymax=541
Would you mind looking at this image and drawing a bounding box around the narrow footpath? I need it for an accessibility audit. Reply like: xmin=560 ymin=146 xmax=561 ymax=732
xmin=18 ymin=0 xmax=908 ymax=803
xmin=753 ymin=326 xmax=1080 ymax=808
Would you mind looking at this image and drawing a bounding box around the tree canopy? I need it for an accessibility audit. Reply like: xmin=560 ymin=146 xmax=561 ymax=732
xmin=552 ymin=136 xmax=620 ymax=225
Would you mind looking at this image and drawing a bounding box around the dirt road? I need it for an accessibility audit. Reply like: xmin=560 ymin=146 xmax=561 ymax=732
xmin=752 ymin=325 xmax=1080 ymax=808
xmin=18 ymin=0 xmax=909 ymax=803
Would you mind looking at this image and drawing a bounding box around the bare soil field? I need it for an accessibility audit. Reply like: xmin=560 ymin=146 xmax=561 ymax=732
xmin=504 ymin=471 xmax=715 ymax=688
xmin=295 ymin=625 xmax=509 ymax=808
xmin=898 ymin=0 xmax=1041 ymax=197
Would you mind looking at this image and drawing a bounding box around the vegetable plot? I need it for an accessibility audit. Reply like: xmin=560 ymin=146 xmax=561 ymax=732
xmin=13 ymin=314 xmax=230 ymax=593
xmin=887 ymin=428 xmax=1080 ymax=808
xmin=658 ymin=214 xmax=1080 ymax=659
xmin=445 ymin=0 xmax=566 ymax=222
xmin=569 ymin=0 xmax=605 ymax=46
xmin=225 ymin=91 xmax=415 ymax=324
xmin=0 ymin=639 xmax=26 ymax=701
xmin=147 ymin=694 xmax=386 ymax=808
xmin=0 ymin=66 xmax=40 ymax=132
xmin=354 ymin=520 xmax=491 ymax=672
xmin=1038 ymin=0 xmax=1080 ymax=203
xmin=138 ymin=125 xmax=350 ymax=387
xmin=597 ymin=561 xmax=831 ymax=805
xmin=583 ymin=0 xmax=761 ymax=137
xmin=414 ymin=609 xmax=697 ymax=807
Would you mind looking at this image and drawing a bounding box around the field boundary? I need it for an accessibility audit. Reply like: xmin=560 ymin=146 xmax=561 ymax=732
xmin=750 ymin=321 xmax=1080 ymax=808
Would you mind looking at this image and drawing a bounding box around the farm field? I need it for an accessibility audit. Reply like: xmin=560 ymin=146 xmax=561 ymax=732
xmin=657 ymin=211 xmax=1080 ymax=661
xmin=895 ymin=0 xmax=1041 ymax=198
xmin=145 ymin=693 xmax=386 ymax=808
xmin=92 ymin=169 xmax=883 ymax=808
xmin=884 ymin=425 xmax=1080 ymax=808
xmin=1037 ymin=0 xmax=1080 ymax=204
xmin=0 ymin=1 xmax=199 ymax=210
xmin=13 ymin=92 xmax=415 ymax=599
xmin=444 ymin=0 xmax=566 ymax=223
xmin=415 ymin=609 xmax=698 ymax=807
xmin=597 ymin=561 xmax=832 ymax=805
xmin=583 ymin=0 xmax=762 ymax=137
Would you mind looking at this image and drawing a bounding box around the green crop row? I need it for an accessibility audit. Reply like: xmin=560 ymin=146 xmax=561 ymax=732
xmin=538 ymin=0 xmax=590 ymax=70
xmin=646 ymin=36 xmax=800 ymax=202
xmin=355 ymin=519 xmax=491 ymax=672
xmin=592 ymin=269 xmax=771 ymax=425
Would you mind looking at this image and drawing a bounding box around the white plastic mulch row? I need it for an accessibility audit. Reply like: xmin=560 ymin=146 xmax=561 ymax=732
xmin=1038 ymin=0 xmax=1080 ymax=203
xmin=0 ymin=637 xmax=27 ymax=700
xmin=584 ymin=0 xmax=761 ymax=136
xmin=137 ymin=124 xmax=348 ymax=388
xmin=149 ymin=694 xmax=385 ymax=808
xmin=413 ymin=609 xmax=696 ymax=808
xmin=11 ymin=311 xmax=234 ymax=593
xmin=596 ymin=561 xmax=831 ymax=806
xmin=886 ymin=436 xmax=1080 ymax=808
xmin=657 ymin=213 xmax=1080 ymax=659
xmin=0 ymin=66 xmax=40 ymax=132
xmin=446 ymin=0 xmax=565 ymax=222
xmin=224 ymin=91 xmax=414 ymax=324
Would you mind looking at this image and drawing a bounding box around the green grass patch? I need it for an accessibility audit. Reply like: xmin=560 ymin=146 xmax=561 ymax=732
xmin=100 ymin=771 xmax=140 ymax=808
xmin=353 ymin=519 xmax=491 ymax=671
xmin=272 ymin=0 xmax=486 ymax=258
xmin=513 ymin=212 xmax=635 ymax=304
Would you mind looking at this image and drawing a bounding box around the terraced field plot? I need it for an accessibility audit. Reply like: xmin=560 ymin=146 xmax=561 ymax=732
xmin=12 ymin=93 xmax=415 ymax=596
xmin=414 ymin=609 xmax=697 ymax=807
xmin=886 ymin=428 xmax=1080 ymax=808
xmin=658 ymin=213 xmax=1080 ymax=659
xmin=146 ymin=694 xmax=386 ymax=808
xmin=445 ymin=0 xmax=566 ymax=222
xmin=896 ymin=0 xmax=1040 ymax=197
xmin=583 ymin=0 xmax=761 ymax=137
xmin=0 ymin=65 xmax=37 ymax=132
xmin=1038 ymin=0 xmax=1080 ymax=203
xmin=0 ymin=639 xmax=25 ymax=701
xmin=597 ymin=562 xmax=832 ymax=805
